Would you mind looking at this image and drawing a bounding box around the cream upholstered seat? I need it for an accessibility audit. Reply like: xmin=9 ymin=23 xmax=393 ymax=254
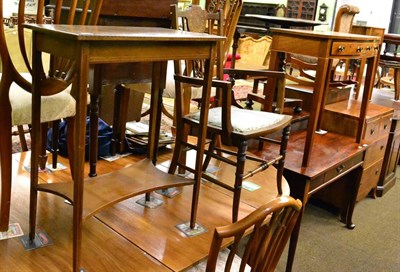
xmin=3 ymin=28 xmax=76 ymax=126
xmin=9 ymin=73 xmax=75 ymax=126
xmin=187 ymin=106 xmax=287 ymax=133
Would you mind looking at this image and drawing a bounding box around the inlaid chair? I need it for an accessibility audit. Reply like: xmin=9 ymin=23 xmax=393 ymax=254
xmin=0 ymin=0 xmax=103 ymax=232
xmin=169 ymin=68 xmax=292 ymax=223
xmin=187 ymin=196 xmax=302 ymax=271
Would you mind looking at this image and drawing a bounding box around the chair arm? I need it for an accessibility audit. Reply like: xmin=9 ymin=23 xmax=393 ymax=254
xmin=223 ymin=68 xmax=285 ymax=81
xmin=173 ymin=74 xmax=231 ymax=89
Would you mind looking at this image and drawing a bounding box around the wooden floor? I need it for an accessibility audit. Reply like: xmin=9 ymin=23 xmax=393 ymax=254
xmin=1 ymin=145 xmax=287 ymax=271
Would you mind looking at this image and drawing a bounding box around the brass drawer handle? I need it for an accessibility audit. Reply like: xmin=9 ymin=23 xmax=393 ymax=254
xmin=370 ymin=129 xmax=375 ymax=135
xmin=380 ymin=145 xmax=385 ymax=150
xmin=336 ymin=164 xmax=345 ymax=173
xmin=366 ymin=46 xmax=372 ymax=51
xmin=384 ymin=124 xmax=388 ymax=130
xmin=338 ymin=45 xmax=345 ymax=52
xmin=357 ymin=46 xmax=363 ymax=53
xmin=375 ymin=169 xmax=379 ymax=175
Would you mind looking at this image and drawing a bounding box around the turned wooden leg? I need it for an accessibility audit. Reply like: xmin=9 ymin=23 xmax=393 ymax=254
xmin=112 ymin=84 xmax=130 ymax=155
xmin=277 ymin=125 xmax=291 ymax=195
xmin=17 ymin=125 xmax=29 ymax=151
xmin=51 ymin=120 xmax=60 ymax=169
xmin=233 ymin=140 xmax=247 ymax=223
xmin=89 ymin=93 xmax=99 ymax=177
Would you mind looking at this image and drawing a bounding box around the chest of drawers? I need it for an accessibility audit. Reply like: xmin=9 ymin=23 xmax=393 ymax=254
xmin=321 ymin=100 xmax=393 ymax=201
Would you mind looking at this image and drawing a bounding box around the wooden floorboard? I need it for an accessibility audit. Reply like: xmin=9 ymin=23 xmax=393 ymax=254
xmin=2 ymin=146 xmax=286 ymax=271
xmin=1 ymin=152 xmax=168 ymax=272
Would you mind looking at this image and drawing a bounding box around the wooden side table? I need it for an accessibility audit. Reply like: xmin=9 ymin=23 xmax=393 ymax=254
xmin=27 ymin=24 xmax=222 ymax=272
xmin=267 ymin=28 xmax=380 ymax=167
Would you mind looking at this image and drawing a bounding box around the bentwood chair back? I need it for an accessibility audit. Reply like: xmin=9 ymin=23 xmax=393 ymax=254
xmin=0 ymin=0 xmax=103 ymax=232
xmin=186 ymin=196 xmax=302 ymax=271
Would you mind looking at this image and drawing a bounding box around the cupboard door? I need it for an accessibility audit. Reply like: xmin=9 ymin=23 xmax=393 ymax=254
xmin=287 ymin=0 xmax=317 ymax=20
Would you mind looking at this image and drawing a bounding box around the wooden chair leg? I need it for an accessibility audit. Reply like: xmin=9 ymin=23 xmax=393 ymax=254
xmin=232 ymin=140 xmax=247 ymax=223
xmin=202 ymin=133 xmax=218 ymax=171
xmin=39 ymin=123 xmax=48 ymax=170
xmin=0 ymin=126 xmax=13 ymax=231
xmin=277 ymin=125 xmax=291 ymax=195
xmin=51 ymin=120 xmax=60 ymax=169
xmin=17 ymin=125 xmax=29 ymax=151
xmin=89 ymin=92 xmax=99 ymax=177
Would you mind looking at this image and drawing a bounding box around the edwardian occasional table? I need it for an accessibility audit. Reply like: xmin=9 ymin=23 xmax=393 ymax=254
xmin=26 ymin=24 xmax=223 ymax=272
xmin=266 ymin=28 xmax=380 ymax=167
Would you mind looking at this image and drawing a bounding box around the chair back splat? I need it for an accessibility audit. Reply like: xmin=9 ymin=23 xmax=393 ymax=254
xmin=206 ymin=196 xmax=302 ymax=271
xmin=206 ymin=0 xmax=243 ymax=69
xmin=0 ymin=0 xmax=103 ymax=231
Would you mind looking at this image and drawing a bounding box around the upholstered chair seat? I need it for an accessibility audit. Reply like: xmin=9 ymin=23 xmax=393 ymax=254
xmin=9 ymin=74 xmax=75 ymax=126
xmin=186 ymin=106 xmax=288 ymax=133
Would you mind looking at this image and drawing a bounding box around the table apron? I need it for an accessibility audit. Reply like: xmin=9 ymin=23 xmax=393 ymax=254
xmin=271 ymin=35 xmax=378 ymax=59
xmin=34 ymin=33 xmax=215 ymax=63
xmin=88 ymin=42 xmax=214 ymax=63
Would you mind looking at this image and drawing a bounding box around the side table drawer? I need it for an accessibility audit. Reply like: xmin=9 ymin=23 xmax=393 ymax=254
xmin=364 ymin=135 xmax=389 ymax=167
xmin=357 ymin=159 xmax=383 ymax=201
xmin=331 ymin=41 xmax=377 ymax=57
xmin=324 ymin=152 xmax=364 ymax=182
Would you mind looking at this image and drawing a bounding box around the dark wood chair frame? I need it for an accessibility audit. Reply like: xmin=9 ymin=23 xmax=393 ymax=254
xmin=206 ymin=196 xmax=302 ymax=271
xmin=169 ymin=68 xmax=292 ymax=223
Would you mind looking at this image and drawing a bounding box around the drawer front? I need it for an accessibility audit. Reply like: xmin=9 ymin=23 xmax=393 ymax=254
xmin=357 ymin=159 xmax=383 ymax=201
xmin=363 ymin=135 xmax=389 ymax=167
xmin=363 ymin=118 xmax=380 ymax=142
xmin=324 ymin=152 xmax=364 ymax=183
xmin=308 ymin=175 xmax=325 ymax=193
xmin=379 ymin=114 xmax=392 ymax=137
xmin=331 ymin=41 xmax=378 ymax=57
